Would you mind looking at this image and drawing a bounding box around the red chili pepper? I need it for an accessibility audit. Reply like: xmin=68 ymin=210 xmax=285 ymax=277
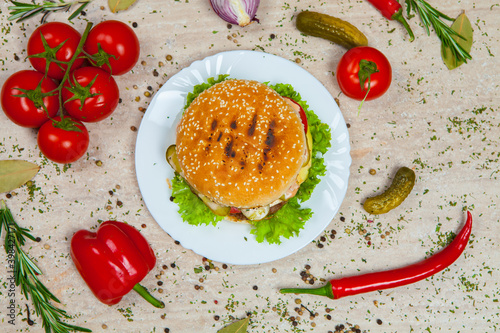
xmin=280 ymin=211 xmax=472 ymax=299
xmin=365 ymin=0 xmax=415 ymax=42
xmin=70 ymin=220 xmax=164 ymax=307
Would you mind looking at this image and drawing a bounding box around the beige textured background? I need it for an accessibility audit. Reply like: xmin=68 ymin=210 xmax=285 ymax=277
xmin=1 ymin=0 xmax=499 ymax=332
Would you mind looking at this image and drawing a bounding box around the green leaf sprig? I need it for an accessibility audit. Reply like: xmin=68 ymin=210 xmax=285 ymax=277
xmin=0 ymin=200 xmax=92 ymax=333
xmin=441 ymin=11 xmax=473 ymax=70
xmin=405 ymin=0 xmax=472 ymax=65
xmin=8 ymin=0 xmax=92 ymax=23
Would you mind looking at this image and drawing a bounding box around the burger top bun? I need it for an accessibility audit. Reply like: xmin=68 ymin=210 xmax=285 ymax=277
xmin=176 ymin=79 xmax=307 ymax=208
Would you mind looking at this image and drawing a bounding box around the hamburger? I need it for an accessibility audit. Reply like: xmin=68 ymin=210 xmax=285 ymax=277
xmin=167 ymin=76 xmax=331 ymax=244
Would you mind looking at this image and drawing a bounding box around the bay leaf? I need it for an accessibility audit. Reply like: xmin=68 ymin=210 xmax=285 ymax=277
xmin=441 ymin=12 xmax=473 ymax=70
xmin=108 ymin=0 xmax=137 ymax=13
xmin=218 ymin=317 xmax=249 ymax=333
xmin=0 ymin=160 xmax=39 ymax=193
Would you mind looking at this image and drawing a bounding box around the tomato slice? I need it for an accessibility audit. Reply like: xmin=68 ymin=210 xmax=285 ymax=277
xmin=283 ymin=96 xmax=308 ymax=133
xmin=229 ymin=207 xmax=241 ymax=214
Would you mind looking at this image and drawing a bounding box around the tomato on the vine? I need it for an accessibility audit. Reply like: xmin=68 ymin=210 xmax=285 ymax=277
xmin=27 ymin=22 xmax=85 ymax=80
xmin=336 ymin=46 xmax=392 ymax=101
xmin=1 ymin=70 xmax=59 ymax=128
xmin=62 ymin=66 xmax=120 ymax=122
xmin=37 ymin=116 xmax=89 ymax=164
xmin=84 ymin=20 xmax=140 ymax=76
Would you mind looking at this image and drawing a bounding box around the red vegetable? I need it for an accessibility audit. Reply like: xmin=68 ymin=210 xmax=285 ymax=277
xmin=71 ymin=221 xmax=164 ymax=307
xmin=280 ymin=211 xmax=472 ymax=299
xmin=63 ymin=66 xmax=120 ymax=122
xmin=37 ymin=116 xmax=90 ymax=164
xmin=27 ymin=22 xmax=85 ymax=80
xmin=1 ymin=70 xmax=59 ymax=128
xmin=84 ymin=20 xmax=140 ymax=76
xmin=365 ymin=0 xmax=414 ymax=41
xmin=336 ymin=46 xmax=392 ymax=107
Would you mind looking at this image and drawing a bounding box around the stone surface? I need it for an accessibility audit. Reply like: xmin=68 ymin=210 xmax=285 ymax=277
xmin=0 ymin=1 xmax=499 ymax=332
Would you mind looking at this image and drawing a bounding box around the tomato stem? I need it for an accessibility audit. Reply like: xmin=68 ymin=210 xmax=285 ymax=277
xmin=357 ymin=59 xmax=379 ymax=114
xmin=132 ymin=284 xmax=165 ymax=308
xmin=55 ymin=21 xmax=94 ymax=119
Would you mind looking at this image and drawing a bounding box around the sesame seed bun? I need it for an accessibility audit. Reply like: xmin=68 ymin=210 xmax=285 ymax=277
xmin=175 ymin=79 xmax=307 ymax=208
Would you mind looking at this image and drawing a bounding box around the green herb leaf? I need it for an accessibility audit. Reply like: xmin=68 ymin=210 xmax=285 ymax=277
xmin=108 ymin=0 xmax=137 ymax=13
xmin=0 ymin=160 xmax=39 ymax=193
xmin=172 ymin=173 xmax=224 ymax=226
xmin=251 ymin=197 xmax=312 ymax=244
xmin=218 ymin=317 xmax=249 ymax=333
xmin=441 ymin=12 xmax=473 ymax=70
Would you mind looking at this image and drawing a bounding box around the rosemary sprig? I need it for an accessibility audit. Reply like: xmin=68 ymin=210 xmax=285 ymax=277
xmin=0 ymin=200 xmax=92 ymax=333
xmin=8 ymin=0 xmax=92 ymax=23
xmin=405 ymin=0 xmax=472 ymax=64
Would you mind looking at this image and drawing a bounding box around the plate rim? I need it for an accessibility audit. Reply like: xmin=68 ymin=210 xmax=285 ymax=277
xmin=135 ymin=50 xmax=351 ymax=265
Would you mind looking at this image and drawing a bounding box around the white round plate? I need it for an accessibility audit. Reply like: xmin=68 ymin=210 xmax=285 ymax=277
xmin=135 ymin=50 xmax=351 ymax=265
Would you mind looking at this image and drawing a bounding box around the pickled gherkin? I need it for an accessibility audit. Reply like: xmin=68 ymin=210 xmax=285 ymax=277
xmin=363 ymin=167 xmax=416 ymax=214
xmin=296 ymin=11 xmax=368 ymax=49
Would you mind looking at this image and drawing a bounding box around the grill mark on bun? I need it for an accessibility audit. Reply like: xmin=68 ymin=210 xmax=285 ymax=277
xmin=265 ymin=120 xmax=276 ymax=147
xmin=248 ymin=114 xmax=257 ymax=136
xmin=224 ymin=136 xmax=236 ymax=158
xmin=176 ymin=79 xmax=306 ymax=208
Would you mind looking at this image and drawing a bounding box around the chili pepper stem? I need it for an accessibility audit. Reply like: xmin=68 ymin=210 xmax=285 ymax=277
xmin=280 ymin=282 xmax=335 ymax=299
xmin=392 ymin=9 xmax=415 ymax=42
xmin=133 ymin=284 xmax=165 ymax=308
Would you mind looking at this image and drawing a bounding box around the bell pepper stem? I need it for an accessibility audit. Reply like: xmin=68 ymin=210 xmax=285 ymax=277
xmin=133 ymin=284 xmax=165 ymax=308
xmin=279 ymin=282 xmax=335 ymax=299
xmin=392 ymin=9 xmax=415 ymax=42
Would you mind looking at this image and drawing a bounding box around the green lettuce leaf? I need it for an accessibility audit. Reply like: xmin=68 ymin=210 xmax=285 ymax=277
xmin=250 ymin=196 xmax=312 ymax=244
xmin=170 ymin=78 xmax=331 ymax=244
xmin=268 ymin=83 xmax=332 ymax=202
xmin=172 ymin=173 xmax=224 ymax=226
xmin=184 ymin=74 xmax=229 ymax=110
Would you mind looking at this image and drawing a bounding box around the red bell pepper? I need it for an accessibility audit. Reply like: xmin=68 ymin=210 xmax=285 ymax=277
xmin=70 ymin=220 xmax=164 ymax=308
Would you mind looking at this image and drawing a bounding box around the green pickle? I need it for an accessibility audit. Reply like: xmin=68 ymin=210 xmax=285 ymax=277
xmin=295 ymin=11 xmax=368 ymax=49
xmin=363 ymin=167 xmax=416 ymax=214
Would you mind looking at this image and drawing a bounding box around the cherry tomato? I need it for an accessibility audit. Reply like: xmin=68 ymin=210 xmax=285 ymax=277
xmin=62 ymin=67 xmax=120 ymax=122
xmin=37 ymin=116 xmax=89 ymax=164
xmin=27 ymin=22 xmax=85 ymax=80
xmin=84 ymin=20 xmax=140 ymax=75
xmin=336 ymin=46 xmax=392 ymax=101
xmin=1 ymin=70 xmax=59 ymax=128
